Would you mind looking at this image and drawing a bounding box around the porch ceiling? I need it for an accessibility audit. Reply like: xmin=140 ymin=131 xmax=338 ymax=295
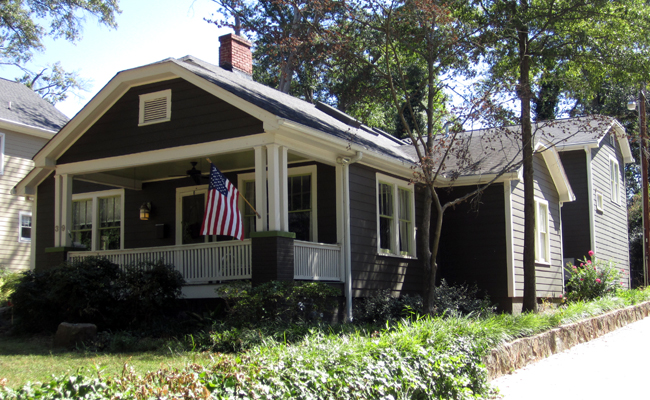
xmin=73 ymin=150 xmax=309 ymax=185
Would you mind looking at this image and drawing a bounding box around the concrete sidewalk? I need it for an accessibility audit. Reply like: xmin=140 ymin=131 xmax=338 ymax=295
xmin=490 ymin=315 xmax=650 ymax=399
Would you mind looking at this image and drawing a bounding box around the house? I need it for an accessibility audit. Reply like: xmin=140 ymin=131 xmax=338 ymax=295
xmin=401 ymin=128 xmax=576 ymax=313
xmin=0 ymin=78 xmax=68 ymax=272
xmin=12 ymin=33 xmax=625 ymax=317
xmin=543 ymin=117 xmax=633 ymax=285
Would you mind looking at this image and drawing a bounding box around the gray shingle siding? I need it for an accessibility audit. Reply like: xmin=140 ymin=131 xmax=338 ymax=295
xmin=510 ymin=153 xmax=564 ymax=297
xmin=591 ymin=132 xmax=630 ymax=285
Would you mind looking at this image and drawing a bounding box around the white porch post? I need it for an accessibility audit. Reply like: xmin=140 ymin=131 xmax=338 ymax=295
xmin=254 ymin=145 xmax=268 ymax=232
xmin=336 ymin=162 xmax=353 ymax=321
xmin=267 ymin=144 xmax=288 ymax=232
xmin=54 ymin=174 xmax=73 ymax=247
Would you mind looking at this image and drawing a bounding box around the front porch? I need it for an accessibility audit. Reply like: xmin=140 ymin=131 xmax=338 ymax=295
xmin=67 ymin=238 xmax=343 ymax=296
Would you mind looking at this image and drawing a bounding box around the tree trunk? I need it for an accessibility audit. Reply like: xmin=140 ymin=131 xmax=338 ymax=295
xmin=423 ymin=185 xmax=444 ymax=314
xmin=518 ymin=24 xmax=538 ymax=313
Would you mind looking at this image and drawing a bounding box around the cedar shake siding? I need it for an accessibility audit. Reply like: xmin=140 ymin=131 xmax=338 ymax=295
xmin=591 ymin=133 xmax=630 ymax=285
xmin=348 ymin=164 xmax=425 ymax=297
xmin=57 ymin=79 xmax=264 ymax=165
xmin=436 ymin=183 xmax=508 ymax=305
xmin=510 ymin=153 xmax=564 ymax=298
xmin=559 ymin=150 xmax=591 ymax=264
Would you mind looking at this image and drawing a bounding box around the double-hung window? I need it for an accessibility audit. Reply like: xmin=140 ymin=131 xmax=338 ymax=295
xmin=376 ymin=173 xmax=415 ymax=257
xmin=18 ymin=211 xmax=32 ymax=243
xmin=71 ymin=190 xmax=124 ymax=251
xmin=610 ymin=157 xmax=620 ymax=204
xmin=237 ymin=165 xmax=317 ymax=241
xmin=535 ymin=198 xmax=550 ymax=264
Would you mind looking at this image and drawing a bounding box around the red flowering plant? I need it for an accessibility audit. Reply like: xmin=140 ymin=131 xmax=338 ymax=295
xmin=564 ymin=251 xmax=622 ymax=302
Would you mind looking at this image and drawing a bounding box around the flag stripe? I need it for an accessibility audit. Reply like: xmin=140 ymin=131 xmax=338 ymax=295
xmin=200 ymin=163 xmax=244 ymax=240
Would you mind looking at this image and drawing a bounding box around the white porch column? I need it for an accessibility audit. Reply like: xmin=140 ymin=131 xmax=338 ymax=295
xmin=267 ymin=144 xmax=288 ymax=231
xmin=254 ymin=145 xmax=268 ymax=232
xmin=54 ymin=174 xmax=73 ymax=247
xmin=336 ymin=162 xmax=353 ymax=321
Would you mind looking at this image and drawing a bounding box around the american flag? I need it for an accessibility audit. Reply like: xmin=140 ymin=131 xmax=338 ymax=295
xmin=200 ymin=163 xmax=244 ymax=240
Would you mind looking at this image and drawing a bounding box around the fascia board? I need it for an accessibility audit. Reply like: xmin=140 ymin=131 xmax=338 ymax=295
xmin=274 ymin=118 xmax=416 ymax=178
xmin=14 ymin=168 xmax=53 ymax=196
xmin=34 ymin=61 xmax=282 ymax=167
xmin=535 ymin=142 xmax=576 ymax=203
xmin=595 ymin=120 xmax=634 ymax=163
xmin=0 ymin=118 xmax=58 ymax=139
xmin=434 ymin=171 xmax=520 ymax=187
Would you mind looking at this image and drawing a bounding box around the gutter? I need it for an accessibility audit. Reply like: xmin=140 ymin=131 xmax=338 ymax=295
xmin=337 ymin=151 xmax=363 ymax=321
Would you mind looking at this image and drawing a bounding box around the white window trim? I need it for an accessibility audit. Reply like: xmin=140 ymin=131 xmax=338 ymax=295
xmin=0 ymin=132 xmax=5 ymax=175
xmin=175 ymin=184 xmax=209 ymax=245
xmin=595 ymin=191 xmax=604 ymax=213
xmin=72 ymin=189 xmax=125 ymax=251
xmin=237 ymin=165 xmax=318 ymax=242
xmin=609 ymin=156 xmax=620 ymax=205
xmin=138 ymin=89 xmax=172 ymax=126
xmin=609 ymin=133 xmax=616 ymax=148
xmin=534 ymin=198 xmax=551 ymax=265
xmin=375 ymin=173 xmax=416 ymax=258
xmin=18 ymin=211 xmax=32 ymax=243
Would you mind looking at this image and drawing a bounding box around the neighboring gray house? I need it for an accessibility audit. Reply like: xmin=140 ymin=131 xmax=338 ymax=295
xmin=0 ymin=78 xmax=68 ymax=272
xmin=402 ymin=130 xmax=575 ymax=312
xmin=543 ymin=117 xmax=633 ymax=286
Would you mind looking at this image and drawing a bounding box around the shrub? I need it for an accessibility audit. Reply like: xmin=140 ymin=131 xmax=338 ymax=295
xmin=217 ymin=280 xmax=339 ymax=326
xmin=0 ymin=268 xmax=21 ymax=307
xmin=565 ymin=251 xmax=622 ymax=302
xmin=430 ymin=279 xmax=496 ymax=317
xmin=11 ymin=257 xmax=184 ymax=333
xmin=353 ymin=289 xmax=423 ymax=324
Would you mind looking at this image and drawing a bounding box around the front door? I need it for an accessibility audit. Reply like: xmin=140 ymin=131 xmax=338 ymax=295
xmin=176 ymin=186 xmax=208 ymax=245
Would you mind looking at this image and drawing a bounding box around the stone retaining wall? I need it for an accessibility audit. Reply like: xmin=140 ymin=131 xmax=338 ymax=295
xmin=484 ymin=301 xmax=650 ymax=380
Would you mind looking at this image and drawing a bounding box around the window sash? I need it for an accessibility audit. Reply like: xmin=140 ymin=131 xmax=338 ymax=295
xmin=610 ymin=159 xmax=619 ymax=203
xmin=71 ymin=191 xmax=123 ymax=251
xmin=376 ymin=175 xmax=415 ymax=257
xmin=19 ymin=212 xmax=31 ymax=242
xmin=535 ymin=200 xmax=550 ymax=263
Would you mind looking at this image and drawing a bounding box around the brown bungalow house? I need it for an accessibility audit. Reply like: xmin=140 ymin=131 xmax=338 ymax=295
xmin=12 ymin=33 xmax=626 ymax=317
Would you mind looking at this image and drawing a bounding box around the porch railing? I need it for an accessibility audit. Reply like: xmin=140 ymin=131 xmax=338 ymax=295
xmin=68 ymin=240 xmax=252 ymax=284
xmin=294 ymin=240 xmax=342 ymax=281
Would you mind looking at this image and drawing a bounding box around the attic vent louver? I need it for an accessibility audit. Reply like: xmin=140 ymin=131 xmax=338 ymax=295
xmin=139 ymin=89 xmax=171 ymax=126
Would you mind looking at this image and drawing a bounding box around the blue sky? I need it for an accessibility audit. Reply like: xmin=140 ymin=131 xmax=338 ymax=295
xmin=0 ymin=0 xmax=230 ymax=118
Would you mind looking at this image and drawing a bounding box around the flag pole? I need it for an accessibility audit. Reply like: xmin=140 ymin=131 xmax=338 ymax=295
xmin=206 ymin=158 xmax=261 ymax=219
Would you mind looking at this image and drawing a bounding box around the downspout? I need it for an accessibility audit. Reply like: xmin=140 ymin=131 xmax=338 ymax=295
xmin=585 ymin=146 xmax=596 ymax=253
xmin=337 ymin=151 xmax=363 ymax=322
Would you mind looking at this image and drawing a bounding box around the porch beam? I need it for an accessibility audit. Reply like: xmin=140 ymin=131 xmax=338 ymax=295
xmin=254 ymin=145 xmax=268 ymax=231
xmin=75 ymin=173 xmax=143 ymax=190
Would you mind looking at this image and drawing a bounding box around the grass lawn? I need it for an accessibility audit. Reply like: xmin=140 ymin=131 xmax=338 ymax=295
xmin=0 ymin=334 xmax=211 ymax=388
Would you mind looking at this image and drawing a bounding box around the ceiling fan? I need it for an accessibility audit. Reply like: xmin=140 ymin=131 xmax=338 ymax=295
xmin=170 ymin=161 xmax=207 ymax=185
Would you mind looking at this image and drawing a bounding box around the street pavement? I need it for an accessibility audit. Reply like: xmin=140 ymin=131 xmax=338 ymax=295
xmin=490 ymin=315 xmax=650 ymax=399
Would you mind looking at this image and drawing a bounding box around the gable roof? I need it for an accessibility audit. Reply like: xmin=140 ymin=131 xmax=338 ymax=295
xmin=0 ymin=78 xmax=69 ymax=137
xmin=30 ymin=56 xmax=412 ymax=171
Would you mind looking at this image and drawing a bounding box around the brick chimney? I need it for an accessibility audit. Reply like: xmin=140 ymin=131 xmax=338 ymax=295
xmin=219 ymin=33 xmax=253 ymax=77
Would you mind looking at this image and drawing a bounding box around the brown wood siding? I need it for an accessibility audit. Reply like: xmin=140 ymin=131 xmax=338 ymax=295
xmin=57 ymin=79 xmax=264 ymax=165
xmin=591 ymin=134 xmax=630 ymax=286
xmin=436 ymin=183 xmax=508 ymax=300
xmin=510 ymin=153 xmax=564 ymax=297
xmin=348 ymin=164 xmax=425 ymax=297
xmin=559 ymin=150 xmax=591 ymax=264
xmin=35 ymin=173 xmax=55 ymax=270
xmin=316 ymin=164 xmax=337 ymax=244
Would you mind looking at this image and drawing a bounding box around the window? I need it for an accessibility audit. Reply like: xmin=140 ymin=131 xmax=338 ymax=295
xmin=237 ymin=165 xmax=317 ymax=241
xmin=610 ymin=158 xmax=620 ymax=204
xmin=609 ymin=134 xmax=616 ymax=148
xmin=535 ymin=198 xmax=550 ymax=264
xmin=139 ymin=89 xmax=171 ymax=126
xmin=18 ymin=211 xmax=31 ymax=243
xmin=376 ymin=173 xmax=416 ymax=257
xmin=596 ymin=191 xmax=604 ymax=212
xmin=71 ymin=190 xmax=124 ymax=251
xmin=0 ymin=132 xmax=4 ymax=175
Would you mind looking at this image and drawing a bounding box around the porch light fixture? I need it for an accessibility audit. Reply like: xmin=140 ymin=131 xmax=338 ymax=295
xmin=139 ymin=202 xmax=152 ymax=221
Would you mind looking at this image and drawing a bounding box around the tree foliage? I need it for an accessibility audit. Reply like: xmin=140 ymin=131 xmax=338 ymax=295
xmin=475 ymin=0 xmax=650 ymax=312
xmin=0 ymin=0 xmax=121 ymax=104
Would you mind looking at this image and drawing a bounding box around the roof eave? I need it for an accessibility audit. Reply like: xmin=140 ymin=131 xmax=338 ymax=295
xmin=535 ymin=142 xmax=576 ymax=203
xmin=0 ymin=117 xmax=58 ymax=139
